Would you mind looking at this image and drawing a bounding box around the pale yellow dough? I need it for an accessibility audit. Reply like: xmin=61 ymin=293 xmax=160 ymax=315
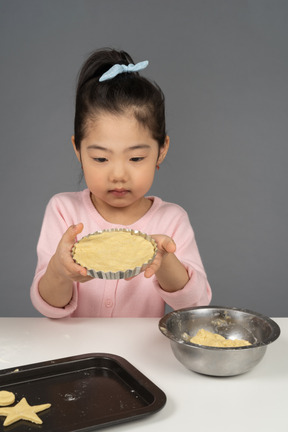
xmin=0 ymin=391 xmax=15 ymax=406
xmin=190 ymin=329 xmax=251 ymax=347
xmin=0 ymin=397 xmax=51 ymax=426
xmin=73 ymin=231 xmax=155 ymax=272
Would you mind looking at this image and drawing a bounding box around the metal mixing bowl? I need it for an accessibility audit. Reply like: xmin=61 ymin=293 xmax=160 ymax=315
xmin=159 ymin=306 xmax=280 ymax=376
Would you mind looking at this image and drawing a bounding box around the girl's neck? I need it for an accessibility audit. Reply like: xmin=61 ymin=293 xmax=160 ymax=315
xmin=90 ymin=194 xmax=153 ymax=225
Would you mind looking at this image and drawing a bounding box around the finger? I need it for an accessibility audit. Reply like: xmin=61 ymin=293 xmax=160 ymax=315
xmin=76 ymin=263 xmax=87 ymax=277
xmin=72 ymin=270 xmax=93 ymax=282
xmin=67 ymin=261 xmax=91 ymax=283
xmin=71 ymin=222 xmax=84 ymax=238
xmin=144 ymin=267 xmax=155 ymax=278
xmin=144 ymin=252 xmax=162 ymax=278
xmin=63 ymin=223 xmax=84 ymax=246
xmin=162 ymin=237 xmax=176 ymax=253
xmin=152 ymin=235 xmax=176 ymax=254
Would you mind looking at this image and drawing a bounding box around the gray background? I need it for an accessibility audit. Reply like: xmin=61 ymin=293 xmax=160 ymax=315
xmin=0 ymin=0 xmax=287 ymax=317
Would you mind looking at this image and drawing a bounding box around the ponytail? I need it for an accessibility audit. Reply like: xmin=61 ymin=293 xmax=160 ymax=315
xmin=74 ymin=48 xmax=166 ymax=151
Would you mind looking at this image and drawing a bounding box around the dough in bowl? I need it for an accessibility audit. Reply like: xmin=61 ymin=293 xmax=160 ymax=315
xmin=189 ymin=329 xmax=251 ymax=348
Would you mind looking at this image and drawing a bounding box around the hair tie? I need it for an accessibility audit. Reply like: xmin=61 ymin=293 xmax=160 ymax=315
xmin=99 ymin=60 xmax=149 ymax=82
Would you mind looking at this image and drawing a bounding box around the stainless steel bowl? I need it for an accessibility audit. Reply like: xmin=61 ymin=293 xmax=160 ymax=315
xmin=159 ymin=306 xmax=280 ymax=376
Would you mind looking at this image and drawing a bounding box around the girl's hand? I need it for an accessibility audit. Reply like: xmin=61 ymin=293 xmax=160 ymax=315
xmin=144 ymin=235 xmax=176 ymax=278
xmin=51 ymin=223 xmax=92 ymax=283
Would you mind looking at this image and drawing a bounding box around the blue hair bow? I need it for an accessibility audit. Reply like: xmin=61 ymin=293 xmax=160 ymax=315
xmin=99 ymin=60 xmax=149 ymax=82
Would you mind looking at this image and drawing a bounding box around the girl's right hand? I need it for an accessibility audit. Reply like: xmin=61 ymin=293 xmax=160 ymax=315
xmin=52 ymin=223 xmax=92 ymax=283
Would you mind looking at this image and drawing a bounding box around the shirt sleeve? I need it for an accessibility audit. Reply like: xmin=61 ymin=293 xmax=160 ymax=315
xmin=152 ymin=210 xmax=212 ymax=309
xmin=30 ymin=196 xmax=79 ymax=318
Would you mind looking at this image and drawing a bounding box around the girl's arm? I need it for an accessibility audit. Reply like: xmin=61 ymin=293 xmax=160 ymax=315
xmin=145 ymin=236 xmax=189 ymax=292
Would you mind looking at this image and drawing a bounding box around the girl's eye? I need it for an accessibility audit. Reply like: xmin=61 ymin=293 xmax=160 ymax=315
xmin=93 ymin=158 xmax=107 ymax=163
xmin=130 ymin=157 xmax=144 ymax=162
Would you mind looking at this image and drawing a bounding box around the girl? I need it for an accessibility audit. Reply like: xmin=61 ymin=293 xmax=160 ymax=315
xmin=30 ymin=48 xmax=212 ymax=318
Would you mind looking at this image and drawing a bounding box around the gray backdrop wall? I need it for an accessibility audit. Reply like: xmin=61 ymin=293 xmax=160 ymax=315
xmin=1 ymin=0 xmax=287 ymax=317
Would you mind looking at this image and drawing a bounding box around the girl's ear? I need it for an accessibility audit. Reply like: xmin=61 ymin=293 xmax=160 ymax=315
xmin=157 ymin=135 xmax=170 ymax=165
xmin=72 ymin=136 xmax=81 ymax=163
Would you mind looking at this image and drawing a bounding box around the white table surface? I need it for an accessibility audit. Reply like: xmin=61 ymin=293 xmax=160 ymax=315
xmin=0 ymin=317 xmax=286 ymax=431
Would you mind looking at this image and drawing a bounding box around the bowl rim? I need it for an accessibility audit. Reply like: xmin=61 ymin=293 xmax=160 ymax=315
xmin=159 ymin=305 xmax=281 ymax=350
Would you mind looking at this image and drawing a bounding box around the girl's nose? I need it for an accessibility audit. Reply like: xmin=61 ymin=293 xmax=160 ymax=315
xmin=110 ymin=162 xmax=128 ymax=182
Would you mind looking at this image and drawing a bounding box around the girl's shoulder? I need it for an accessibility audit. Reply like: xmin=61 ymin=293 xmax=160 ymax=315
xmin=46 ymin=189 xmax=91 ymax=217
xmin=48 ymin=189 xmax=89 ymax=206
xmin=150 ymin=196 xmax=188 ymax=217
xmin=142 ymin=196 xmax=192 ymax=235
xmin=145 ymin=196 xmax=190 ymax=229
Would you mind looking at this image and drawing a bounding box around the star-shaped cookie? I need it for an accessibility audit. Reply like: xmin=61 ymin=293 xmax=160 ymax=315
xmin=0 ymin=397 xmax=51 ymax=426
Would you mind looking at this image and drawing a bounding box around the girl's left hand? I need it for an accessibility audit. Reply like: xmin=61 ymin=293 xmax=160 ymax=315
xmin=144 ymin=235 xmax=176 ymax=278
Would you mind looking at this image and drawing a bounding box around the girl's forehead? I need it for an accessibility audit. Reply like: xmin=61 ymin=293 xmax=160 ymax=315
xmin=85 ymin=112 xmax=154 ymax=140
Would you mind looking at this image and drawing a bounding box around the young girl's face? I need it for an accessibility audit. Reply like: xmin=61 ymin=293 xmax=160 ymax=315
xmin=73 ymin=112 xmax=169 ymax=222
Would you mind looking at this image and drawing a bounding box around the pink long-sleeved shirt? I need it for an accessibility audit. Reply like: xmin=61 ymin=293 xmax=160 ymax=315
xmin=30 ymin=189 xmax=211 ymax=318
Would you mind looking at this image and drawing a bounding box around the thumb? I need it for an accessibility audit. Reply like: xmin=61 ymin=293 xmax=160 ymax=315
xmin=163 ymin=237 xmax=176 ymax=254
xmin=65 ymin=223 xmax=84 ymax=244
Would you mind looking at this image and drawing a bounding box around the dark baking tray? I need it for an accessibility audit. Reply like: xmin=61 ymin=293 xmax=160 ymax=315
xmin=0 ymin=353 xmax=166 ymax=431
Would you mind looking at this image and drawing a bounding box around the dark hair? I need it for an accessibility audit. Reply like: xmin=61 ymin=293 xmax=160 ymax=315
xmin=74 ymin=48 xmax=166 ymax=150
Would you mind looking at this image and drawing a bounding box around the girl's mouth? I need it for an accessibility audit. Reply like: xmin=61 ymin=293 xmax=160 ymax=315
xmin=109 ymin=189 xmax=129 ymax=197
